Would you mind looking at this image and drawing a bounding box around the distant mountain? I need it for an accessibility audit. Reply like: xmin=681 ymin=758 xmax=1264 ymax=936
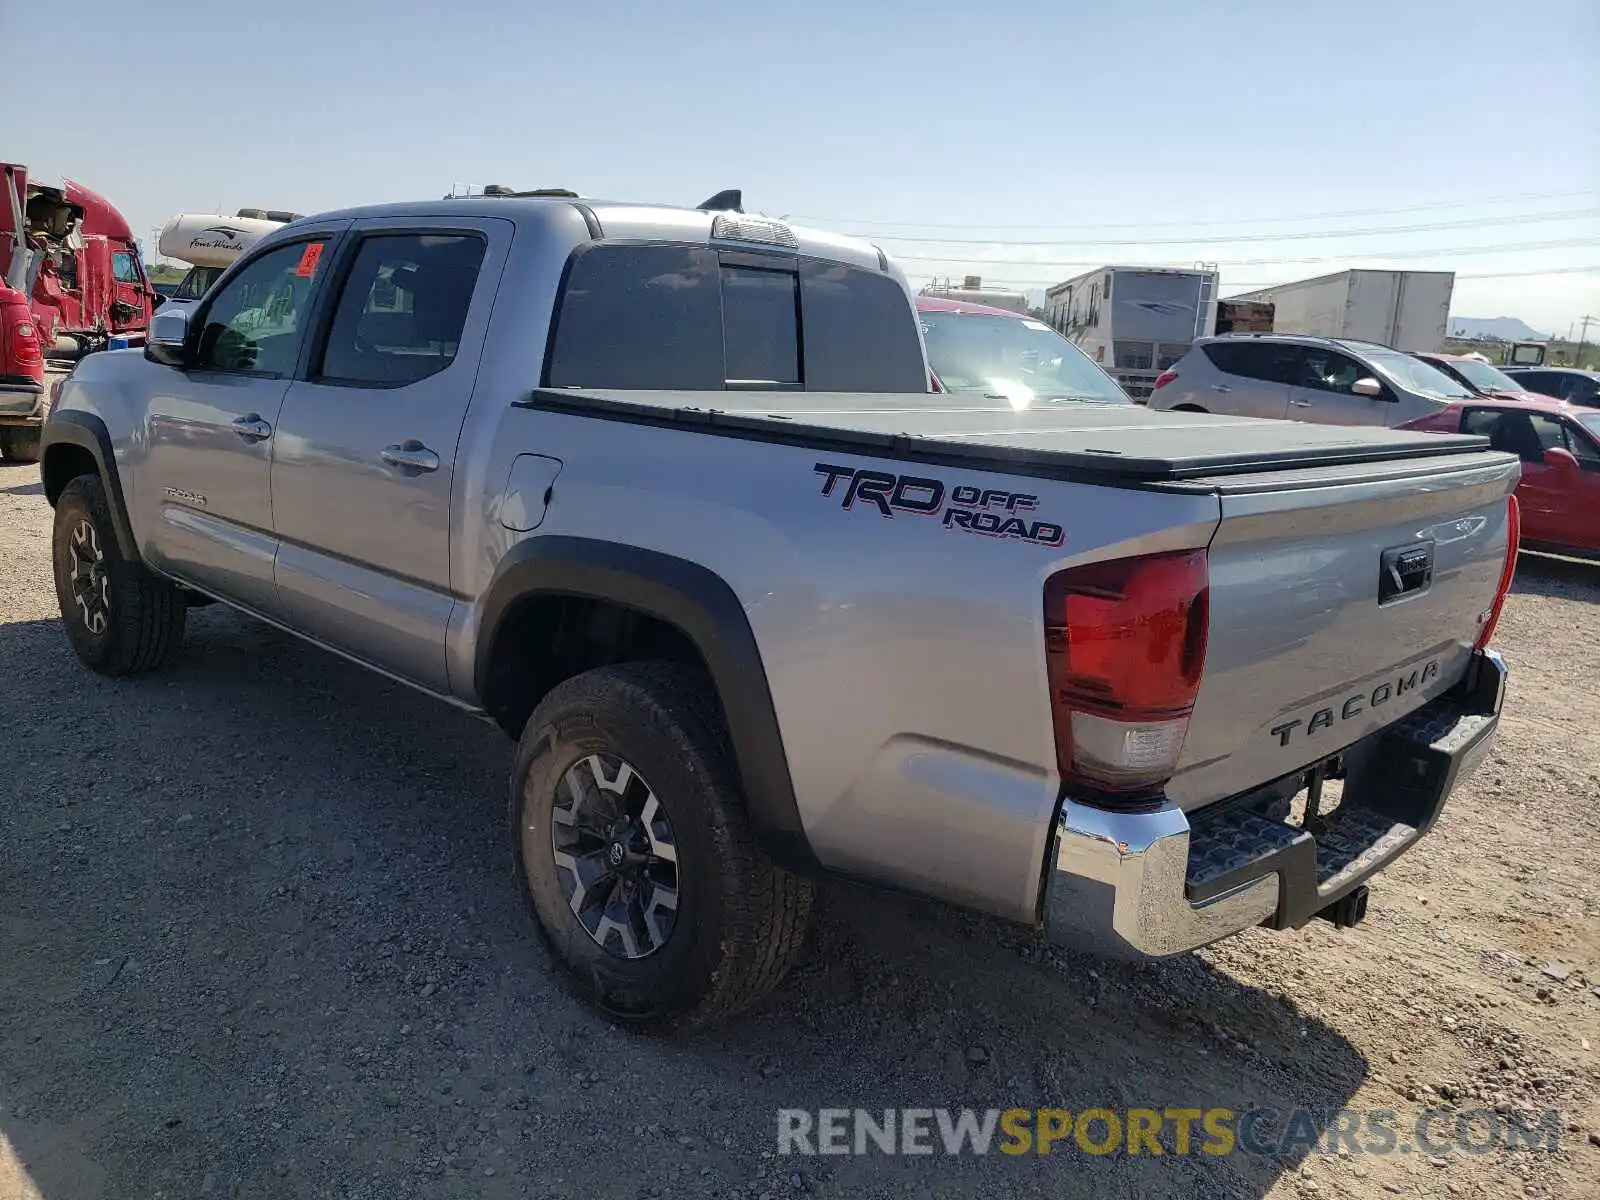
xmin=1446 ymin=316 xmax=1547 ymax=342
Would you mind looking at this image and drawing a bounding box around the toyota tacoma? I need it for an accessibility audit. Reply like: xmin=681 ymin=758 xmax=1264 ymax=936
xmin=38 ymin=190 xmax=1518 ymax=1026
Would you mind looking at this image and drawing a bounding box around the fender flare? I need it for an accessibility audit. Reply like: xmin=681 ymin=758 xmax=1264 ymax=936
xmin=39 ymin=410 xmax=140 ymax=561
xmin=476 ymin=535 xmax=817 ymax=870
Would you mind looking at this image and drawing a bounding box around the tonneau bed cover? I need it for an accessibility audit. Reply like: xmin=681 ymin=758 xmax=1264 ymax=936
xmin=524 ymin=389 xmax=1493 ymax=481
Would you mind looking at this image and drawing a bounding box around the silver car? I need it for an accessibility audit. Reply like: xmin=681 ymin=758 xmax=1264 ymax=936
xmin=1148 ymin=333 xmax=1476 ymax=427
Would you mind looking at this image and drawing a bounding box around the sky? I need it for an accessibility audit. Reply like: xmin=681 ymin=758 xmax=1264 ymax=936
xmin=6 ymin=0 xmax=1597 ymax=334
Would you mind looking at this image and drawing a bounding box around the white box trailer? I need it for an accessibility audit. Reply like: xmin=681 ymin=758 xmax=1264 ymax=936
xmin=1228 ymin=269 xmax=1454 ymax=352
xmin=1042 ymin=265 xmax=1219 ymax=399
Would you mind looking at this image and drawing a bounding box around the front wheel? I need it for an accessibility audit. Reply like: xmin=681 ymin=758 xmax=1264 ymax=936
xmin=510 ymin=661 xmax=813 ymax=1027
xmin=50 ymin=474 xmax=187 ymax=674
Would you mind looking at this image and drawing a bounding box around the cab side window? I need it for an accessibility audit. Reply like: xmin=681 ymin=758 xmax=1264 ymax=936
xmin=1297 ymin=349 xmax=1366 ymax=394
xmin=316 ymin=233 xmax=487 ymax=388
xmin=111 ymin=251 xmax=141 ymax=284
xmin=1561 ymin=374 xmax=1599 ymax=405
xmin=1462 ymin=408 xmax=1565 ymax=463
xmin=195 ymin=240 xmax=330 ymax=377
xmin=1201 ymin=342 xmax=1299 ymax=383
xmin=1514 ymin=371 xmax=1561 ymax=399
xmin=1561 ymin=422 xmax=1600 ymax=466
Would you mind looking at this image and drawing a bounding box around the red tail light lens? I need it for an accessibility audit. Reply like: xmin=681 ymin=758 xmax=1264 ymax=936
xmin=13 ymin=323 xmax=43 ymax=366
xmin=1152 ymin=369 xmax=1177 ymax=391
xmin=1474 ymin=493 xmax=1520 ymax=650
xmin=4 ymin=309 xmax=43 ymax=375
xmin=1044 ymin=550 xmax=1209 ymax=797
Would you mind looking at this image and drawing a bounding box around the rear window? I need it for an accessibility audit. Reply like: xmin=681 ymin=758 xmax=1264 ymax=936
xmin=543 ymin=244 xmax=925 ymax=392
xmin=799 ymin=260 xmax=926 ymax=391
xmin=721 ymin=266 xmax=799 ymax=385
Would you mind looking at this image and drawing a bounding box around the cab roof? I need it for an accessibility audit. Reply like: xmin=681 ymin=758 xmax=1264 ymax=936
xmin=284 ymin=195 xmax=889 ymax=273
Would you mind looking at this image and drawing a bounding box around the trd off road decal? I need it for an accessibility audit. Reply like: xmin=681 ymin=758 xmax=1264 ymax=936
xmin=813 ymin=464 xmax=1065 ymax=548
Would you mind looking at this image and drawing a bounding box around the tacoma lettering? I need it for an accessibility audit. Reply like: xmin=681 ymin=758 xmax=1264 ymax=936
xmin=1270 ymin=661 xmax=1442 ymax=747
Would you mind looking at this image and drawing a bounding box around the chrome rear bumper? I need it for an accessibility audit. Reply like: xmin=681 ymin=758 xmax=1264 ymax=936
xmin=1042 ymin=649 xmax=1506 ymax=956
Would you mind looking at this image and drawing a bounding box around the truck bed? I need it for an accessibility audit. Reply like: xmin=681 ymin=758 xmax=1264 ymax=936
xmin=524 ymin=389 xmax=1489 ymax=481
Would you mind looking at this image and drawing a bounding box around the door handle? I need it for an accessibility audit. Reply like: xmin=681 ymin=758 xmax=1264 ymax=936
xmin=232 ymin=414 xmax=272 ymax=441
xmin=381 ymin=440 xmax=440 ymax=472
xmin=1289 ymin=399 xmax=1313 ymax=408
xmin=1210 ymin=384 xmax=1232 ymax=393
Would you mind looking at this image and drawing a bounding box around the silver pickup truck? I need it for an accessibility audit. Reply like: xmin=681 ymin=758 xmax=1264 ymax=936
xmin=38 ymin=192 xmax=1519 ymax=1026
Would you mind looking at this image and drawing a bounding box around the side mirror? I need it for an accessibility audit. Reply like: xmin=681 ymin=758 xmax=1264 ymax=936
xmin=1542 ymin=447 xmax=1581 ymax=473
xmin=144 ymin=305 xmax=192 ymax=367
xmin=1352 ymin=377 xmax=1386 ymax=398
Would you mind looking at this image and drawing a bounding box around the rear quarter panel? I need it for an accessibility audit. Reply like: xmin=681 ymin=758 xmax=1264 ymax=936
xmin=454 ymin=410 xmax=1221 ymax=921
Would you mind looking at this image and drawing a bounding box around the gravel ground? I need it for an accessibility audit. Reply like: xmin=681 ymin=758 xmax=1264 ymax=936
xmin=1 ymin=451 xmax=1597 ymax=1200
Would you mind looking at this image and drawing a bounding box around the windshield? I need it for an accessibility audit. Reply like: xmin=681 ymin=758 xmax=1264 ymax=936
xmin=1366 ymin=352 xmax=1476 ymax=400
xmin=1441 ymin=357 xmax=1525 ymax=395
xmin=173 ymin=265 xmax=225 ymax=302
xmin=919 ymin=310 xmax=1129 ymax=406
xmin=1578 ymin=412 xmax=1600 ymax=440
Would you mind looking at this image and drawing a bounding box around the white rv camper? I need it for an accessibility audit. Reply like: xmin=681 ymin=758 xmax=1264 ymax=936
xmin=1042 ymin=265 xmax=1219 ymax=399
xmin=155 ymin=209 xmax=301 ymax=305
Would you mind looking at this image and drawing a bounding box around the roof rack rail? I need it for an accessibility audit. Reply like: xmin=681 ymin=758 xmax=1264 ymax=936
xmin=476 ymin=184 xmax=580 ymax=198
xmin=235 ymin=207 xmax=304 ymax=222
xmin=697 ymin=189 xmax=743 ymax=213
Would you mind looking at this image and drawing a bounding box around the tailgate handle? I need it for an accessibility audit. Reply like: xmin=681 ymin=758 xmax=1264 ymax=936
xmin=1379 ymin=541 xmax=1434 ymax=604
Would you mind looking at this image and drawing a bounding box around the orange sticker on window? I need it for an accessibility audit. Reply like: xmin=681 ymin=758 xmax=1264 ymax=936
xmin=295 ymin=242 xmax=325 ymax=278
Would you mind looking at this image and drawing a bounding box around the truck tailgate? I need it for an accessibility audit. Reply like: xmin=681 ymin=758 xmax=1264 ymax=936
xmin=1167 ymin=449 xmax=1520 ymax=810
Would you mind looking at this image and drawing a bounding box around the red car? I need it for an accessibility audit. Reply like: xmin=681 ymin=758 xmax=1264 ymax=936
xmin=1407 ymin=394 xmax=1600 ymax=560
xmin=914 ymin=295 xmax=1130 ymax=405
xmin=1412 ymin=352 xmax=1549 ymax=404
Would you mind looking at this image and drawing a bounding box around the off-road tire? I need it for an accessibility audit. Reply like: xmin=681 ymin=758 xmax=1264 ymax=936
xmin=510 ymin=660 xmax=813 ymax=1028
xmin=0 ymin=427 xmax=42 ymax=463
xmin=51 ymin=474 xmax=187 ymax=674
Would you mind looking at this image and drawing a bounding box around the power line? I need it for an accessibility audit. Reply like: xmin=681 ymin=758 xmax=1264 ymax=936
xmin=786 ymin=189 xmax=1597 ymax=232
xmin=890 ymin=236 xmax=1599 ymax=271
xmin=938 ymin=265 xmax=1600 ymax=289
xmin=1453 ymin=265 xmax=1600 ymax=281
xmin=934 ymin=264 xmax=1593 ymax=288
xmin=854 ymin=208 xmax=1599 ymax=248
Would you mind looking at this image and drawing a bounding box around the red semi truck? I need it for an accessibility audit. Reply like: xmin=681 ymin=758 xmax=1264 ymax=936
xmin=1 ymin=161 xmax=156 ymax=461
xmin=2 ymin=162 xmax=156 ymax=353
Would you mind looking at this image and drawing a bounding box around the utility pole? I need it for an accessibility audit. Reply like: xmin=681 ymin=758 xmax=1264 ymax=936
xmin=1574 ymin=315 xmax=1595 ymax=368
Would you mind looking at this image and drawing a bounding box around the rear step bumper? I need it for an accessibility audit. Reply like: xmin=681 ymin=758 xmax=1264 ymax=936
xmin=1042 ymin=648 xmax=1505 ymax=957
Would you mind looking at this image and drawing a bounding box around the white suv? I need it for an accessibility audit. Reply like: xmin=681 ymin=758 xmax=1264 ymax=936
xmin=1149 ymin=334 xmax=1476 ymax=427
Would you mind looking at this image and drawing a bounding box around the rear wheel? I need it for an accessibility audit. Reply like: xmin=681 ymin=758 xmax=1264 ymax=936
xmin=1172 ymin=404 xmax=1207 ymax=413
xmin=510 ymin=660 xmax=813 ymax=1027
xmin=50 ymin=474 xmax=187 ymax=674
xmin=0 ymin=428 xmax=41 ymax=463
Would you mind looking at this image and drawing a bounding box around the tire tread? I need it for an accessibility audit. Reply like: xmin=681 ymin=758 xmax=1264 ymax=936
xmin=53 ymin=473 xmax=186 ymax=675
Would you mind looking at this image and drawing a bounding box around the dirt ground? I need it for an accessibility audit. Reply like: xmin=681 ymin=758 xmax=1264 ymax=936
xmin=1 ymin=452 xmax=1597 ymax=1200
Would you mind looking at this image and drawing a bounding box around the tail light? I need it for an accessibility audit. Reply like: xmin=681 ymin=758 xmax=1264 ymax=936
xmin=1474 ymin=493 xmax=1520 ymax=650
xmin=1044 ymin=550 xmax=1209 ymax=799
xmin=1152 ymin=369 xmax=1177 ymax=391
xmin=12 ymin=320 xmax=43 ymax=367
xmin=5 ymin=315 xmax=44 ymax=381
